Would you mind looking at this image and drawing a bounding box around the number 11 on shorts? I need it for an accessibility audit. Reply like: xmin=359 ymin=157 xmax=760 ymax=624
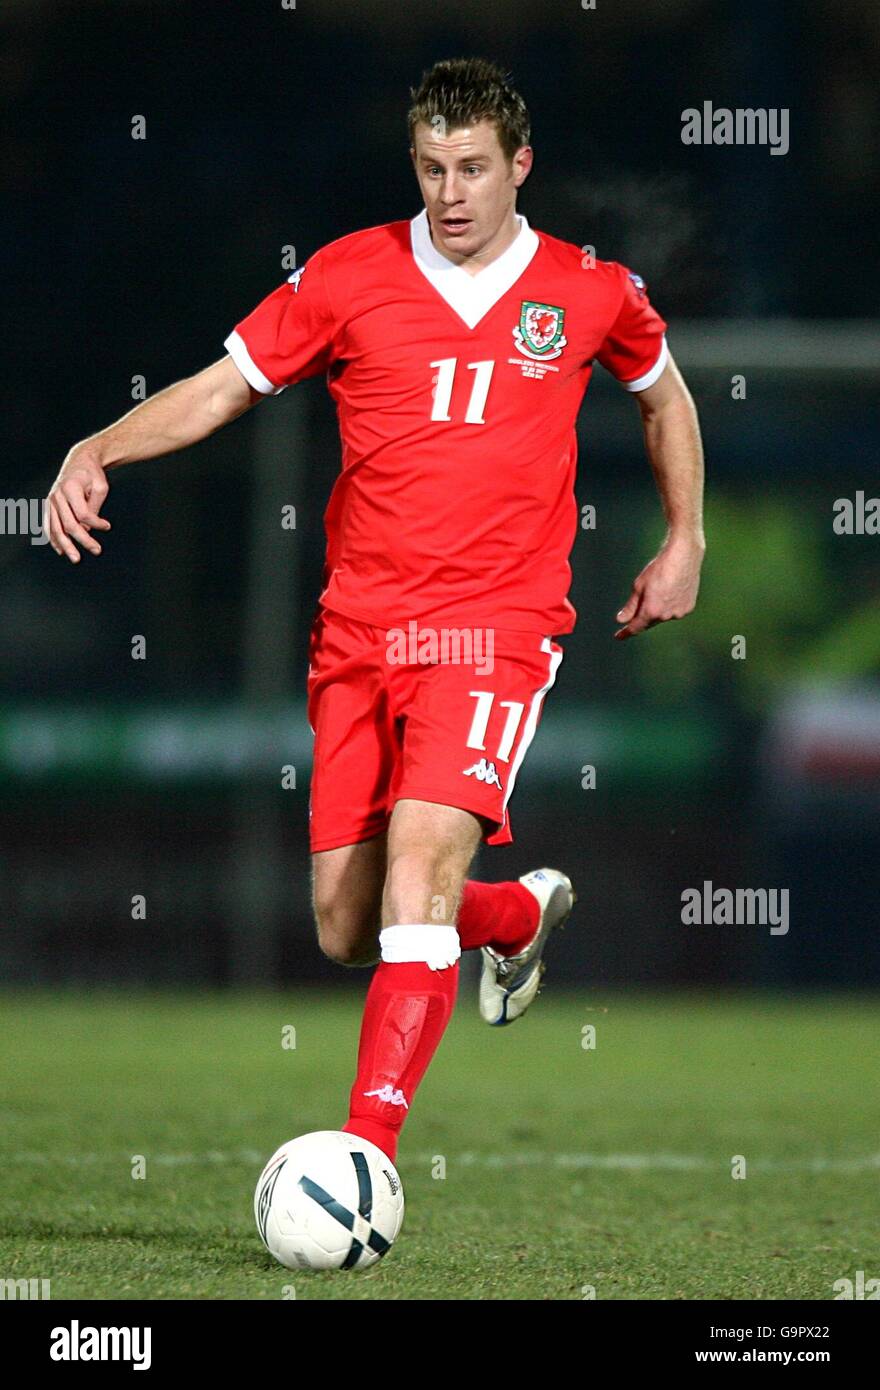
xmin=466 ymin=691 xmax=525 ymax=763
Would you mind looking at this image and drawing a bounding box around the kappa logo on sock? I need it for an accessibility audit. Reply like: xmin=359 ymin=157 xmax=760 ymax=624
xmin=462 ymin=757 xmax=503 ymax=789
xmin=364 ymin=1085 xmax=409 ymax=1109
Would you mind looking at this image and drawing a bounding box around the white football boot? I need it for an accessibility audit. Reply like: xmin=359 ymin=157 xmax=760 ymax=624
xmin=479 ymin=868 xmax=576 ymax=1026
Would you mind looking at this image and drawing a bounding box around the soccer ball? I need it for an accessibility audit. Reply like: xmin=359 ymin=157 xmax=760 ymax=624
xmin=254 ymin=1130 xmax=405 ymax=1271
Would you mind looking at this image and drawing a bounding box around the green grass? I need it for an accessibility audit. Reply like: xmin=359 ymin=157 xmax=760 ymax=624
xmin=0 ymin=988 xmax=877 ymax=1300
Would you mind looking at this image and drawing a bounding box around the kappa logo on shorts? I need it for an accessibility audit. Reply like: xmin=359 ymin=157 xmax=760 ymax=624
xmin=462 ymin=757 xmax=503 ymax=789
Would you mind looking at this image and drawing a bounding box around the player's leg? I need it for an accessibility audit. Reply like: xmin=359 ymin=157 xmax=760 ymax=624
xmin=342 ymin=797 xmax=482 ymax=1161
xmin=311 ymin=832 xmax=386 ymax=967
xmin=456 ymin=877 xmax=542 ymax=955
xmin=475 ymin=867 xmax=576 ymax=1026
xmin=306 ymin=607 xmax=398 ymax=965
xmin=381 ymin=797 xmax=481 ymax=926
xmin=392 ymin=632 xmax=575 ymax=1023
xmin=310 ymin=811 xmax=549 ymax=968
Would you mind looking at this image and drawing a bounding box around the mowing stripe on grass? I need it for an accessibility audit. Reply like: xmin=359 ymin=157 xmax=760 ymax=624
xmin=3 ymin=1150 xmax=880 ymax=1173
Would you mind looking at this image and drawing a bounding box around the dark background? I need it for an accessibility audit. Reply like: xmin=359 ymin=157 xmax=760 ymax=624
xmin=2 ymin=0 xmax=878 ymax=986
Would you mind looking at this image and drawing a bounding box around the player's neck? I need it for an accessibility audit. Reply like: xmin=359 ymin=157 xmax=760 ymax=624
xmin=430 ymin=211 xmax=522 ymax=278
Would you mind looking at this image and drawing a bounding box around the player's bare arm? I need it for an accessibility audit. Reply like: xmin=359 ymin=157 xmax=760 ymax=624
xmin=614 ymin=354 xmax=706 ymax=641
xmin=44 ymin=355 xmax=259 ymax=563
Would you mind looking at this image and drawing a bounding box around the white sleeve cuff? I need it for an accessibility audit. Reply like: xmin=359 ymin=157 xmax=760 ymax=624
xmin=618 ymin=335 xmax=669 ymax=392
xmin=223 ymin=330 xmax=285 ymax=396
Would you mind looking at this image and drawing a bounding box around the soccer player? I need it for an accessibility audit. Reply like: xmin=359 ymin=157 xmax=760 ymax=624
xmin=45 ymin=58 xmax=705 ymax=1163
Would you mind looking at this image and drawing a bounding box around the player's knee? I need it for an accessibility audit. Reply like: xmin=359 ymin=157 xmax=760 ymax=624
xmin=313 ymin=901 xmax=379 ymax=967
xmin=317 ymin=924 xmax=379 ymax=968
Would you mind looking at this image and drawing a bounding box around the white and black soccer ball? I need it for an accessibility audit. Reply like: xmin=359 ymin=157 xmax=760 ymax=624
xmin=254 ymin=1130 xmax=405 ymax=1271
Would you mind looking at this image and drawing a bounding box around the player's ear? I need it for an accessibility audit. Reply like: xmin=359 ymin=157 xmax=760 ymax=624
xmin=513 ymin=145 xmax=534 ymax=187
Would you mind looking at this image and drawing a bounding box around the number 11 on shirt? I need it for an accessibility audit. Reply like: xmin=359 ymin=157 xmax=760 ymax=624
xmin=430 ymin=359 xmax=495 ymax=424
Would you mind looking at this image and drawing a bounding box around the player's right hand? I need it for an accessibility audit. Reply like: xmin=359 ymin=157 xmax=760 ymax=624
xmin=44 ymin=452 xmax=112 ymax=562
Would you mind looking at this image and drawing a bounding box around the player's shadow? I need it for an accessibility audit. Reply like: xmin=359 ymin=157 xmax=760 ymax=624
xmin=1 ymin=1217 xmax=252 ymax=1253
xmin=1 ymin=1218 xmax=382 ymax=1279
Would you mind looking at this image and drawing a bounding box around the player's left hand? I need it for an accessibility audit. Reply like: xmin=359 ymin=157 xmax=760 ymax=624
xmin=614 ymin=534 xmax=705 ymax=640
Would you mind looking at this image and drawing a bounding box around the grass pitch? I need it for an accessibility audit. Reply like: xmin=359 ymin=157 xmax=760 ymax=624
xmin=0 ymin=988 xmax=876 ymax=1300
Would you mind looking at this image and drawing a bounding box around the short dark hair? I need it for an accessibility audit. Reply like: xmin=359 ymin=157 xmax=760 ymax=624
xmin=408 ymin=58 xmax=531 ymax=161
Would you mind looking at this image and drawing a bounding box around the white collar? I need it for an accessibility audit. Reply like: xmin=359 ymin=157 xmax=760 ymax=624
xmin=410 ymin=208 xmax=539 ymax=329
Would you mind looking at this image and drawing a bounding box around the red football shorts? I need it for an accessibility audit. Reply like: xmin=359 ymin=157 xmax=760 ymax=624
xmin=306 ymin=607 xmax=564 ymax=853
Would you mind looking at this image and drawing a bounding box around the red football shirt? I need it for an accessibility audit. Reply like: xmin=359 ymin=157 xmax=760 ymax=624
xmin=225 ymin=212 xmax=667 ymax=635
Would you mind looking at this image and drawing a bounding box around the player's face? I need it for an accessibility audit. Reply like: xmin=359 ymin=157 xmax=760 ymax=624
xmin=411 ymin=120 xmax=532 ymax=266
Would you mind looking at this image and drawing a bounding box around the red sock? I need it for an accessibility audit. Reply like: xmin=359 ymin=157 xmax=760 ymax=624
xmin=343 ymin=930 xmax=459 ymax=1163
xmin=456 ymin=880 xmax=540 ymax=956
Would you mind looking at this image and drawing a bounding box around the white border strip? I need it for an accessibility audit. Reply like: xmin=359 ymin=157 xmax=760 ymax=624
xmin=410 ymin=209 xmax=540 ymax=330
xmin=499 ymin=637 xmax=564 ymax=827
xmin=223 ymin=330 xmax=284 ymax=396
xmin=618 ymin=334 xmax=669 ymax=392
